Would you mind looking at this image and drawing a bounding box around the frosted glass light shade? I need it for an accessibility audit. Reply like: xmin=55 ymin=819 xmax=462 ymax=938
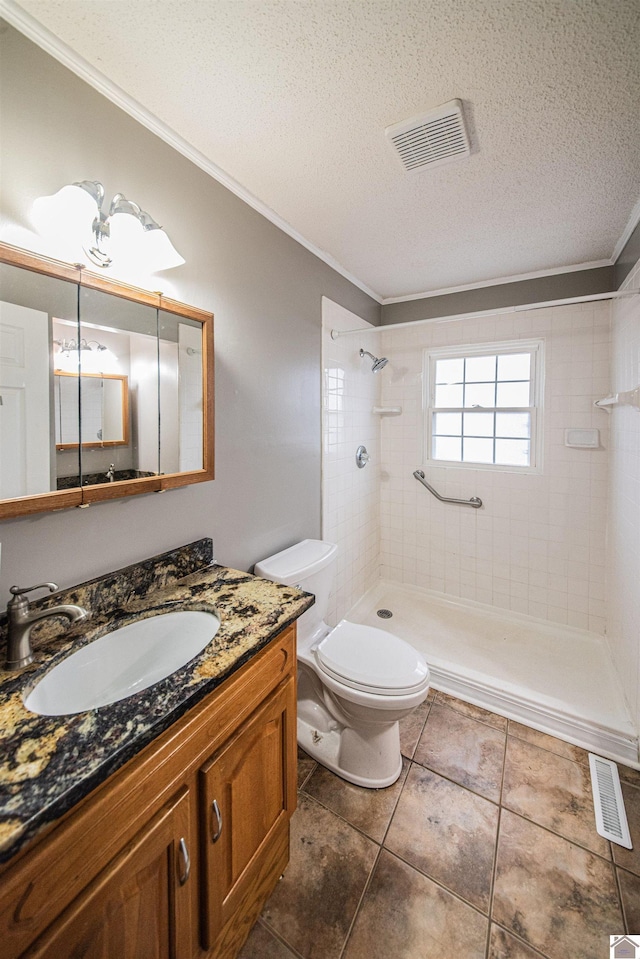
xmin=79 ymin=347 xmax=119 ymax=375
xmin=54 ymin=350 xmax=81 ymax=374
xmin=108 ymin=209 xmax=145 ymax=259
xmin=141 ymin=227 xmax=185 ymax=272
xmin=32 ymin=184 xmax=97 ymax=246
xmin=32 ymin=182 xmax=185 ymax=272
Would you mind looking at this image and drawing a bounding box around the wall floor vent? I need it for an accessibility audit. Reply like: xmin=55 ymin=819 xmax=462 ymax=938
xmin=588 ymin=753 xmax=633 ymax=848
xmin=386 ymin=99 xmax=471 ymax=173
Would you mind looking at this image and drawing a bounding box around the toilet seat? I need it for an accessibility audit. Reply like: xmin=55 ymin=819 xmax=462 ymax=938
xmin=314 ymin=620 xmax=429 ymax=696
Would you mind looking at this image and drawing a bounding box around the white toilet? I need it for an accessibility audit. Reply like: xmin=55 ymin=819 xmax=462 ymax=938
xmin=254 ymin=539 xmax=430 ymax=788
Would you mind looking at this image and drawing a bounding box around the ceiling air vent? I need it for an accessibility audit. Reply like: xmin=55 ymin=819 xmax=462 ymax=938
xmin=386 ymin=99 xmax=471 ymax=173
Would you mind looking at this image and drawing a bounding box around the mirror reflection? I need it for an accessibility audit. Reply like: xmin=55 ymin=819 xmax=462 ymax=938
xmin=54 ymin=373 xmax=129 ymax=449
xmin=0 ymin=262 xmax=79 ymax=500
xmin=70 ymin=286 xmax=161 ymax=488
xmin=0 ymin=247 xmax=213 ymax=515
xmin=159 ymin=309 xmax=204 ymax=475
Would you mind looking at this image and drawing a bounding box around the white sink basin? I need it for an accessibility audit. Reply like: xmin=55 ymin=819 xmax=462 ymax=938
xmin=24 ymin=610 xmax=220 ymax=716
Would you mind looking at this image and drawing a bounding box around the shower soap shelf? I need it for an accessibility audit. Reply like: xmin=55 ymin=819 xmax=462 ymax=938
xmin=372 ymin=406 xmax=402 ymax=416
xmin=594 ymin=386 xmax=640 ymax=413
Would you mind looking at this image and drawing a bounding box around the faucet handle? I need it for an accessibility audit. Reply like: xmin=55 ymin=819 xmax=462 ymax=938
xmin=9 ymin=583 xmax=58 ymax=600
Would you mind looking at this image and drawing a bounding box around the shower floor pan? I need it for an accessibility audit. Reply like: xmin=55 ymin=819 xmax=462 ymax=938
xmin=347 ymin=580 xmax=638 ymax=768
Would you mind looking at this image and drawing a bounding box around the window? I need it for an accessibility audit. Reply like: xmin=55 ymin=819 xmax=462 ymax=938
xmin=424 ymin=340 xmax=544 ymax=470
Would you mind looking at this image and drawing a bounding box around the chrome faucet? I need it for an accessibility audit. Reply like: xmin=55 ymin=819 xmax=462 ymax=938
xmin=105 ymin=464 xmax=116 ymax=482
xmin=5 ymin=583 xmax=88 ymax=671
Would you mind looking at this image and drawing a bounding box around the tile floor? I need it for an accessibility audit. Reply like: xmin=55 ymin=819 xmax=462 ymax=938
xmin=239 ymin=689 xmax=640 ymax=959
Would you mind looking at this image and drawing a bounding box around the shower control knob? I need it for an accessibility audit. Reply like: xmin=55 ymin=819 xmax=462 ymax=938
xmin=355 ymin=445 xmax=370 ymax=469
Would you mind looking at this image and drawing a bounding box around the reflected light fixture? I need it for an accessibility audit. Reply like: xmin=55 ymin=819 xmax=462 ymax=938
xmin=54 ymin=337 xmax=119 ymax=374
xmin=33 ymin=180 xmax=185 ymax=272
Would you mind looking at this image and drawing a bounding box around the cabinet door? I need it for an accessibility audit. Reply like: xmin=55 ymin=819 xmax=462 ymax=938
xmin=23 ymin=787 xmax=193 ymax=959
xmin=200 ymin=677 xmax=296 ymax=952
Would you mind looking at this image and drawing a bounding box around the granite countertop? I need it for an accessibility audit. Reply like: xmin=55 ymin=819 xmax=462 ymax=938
xmin=0 ymin=540 xmax=313 ymax=864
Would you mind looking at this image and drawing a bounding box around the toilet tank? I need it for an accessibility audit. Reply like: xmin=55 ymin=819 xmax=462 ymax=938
xmin=254 ymin=540 xmax=338 ymax=645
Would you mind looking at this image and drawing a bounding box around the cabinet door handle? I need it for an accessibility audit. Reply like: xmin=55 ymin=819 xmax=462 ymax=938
xmin=211 ymin=799 xmax=223 ymax=843
xmin=178 ymin=837 xmax=191 ymax=885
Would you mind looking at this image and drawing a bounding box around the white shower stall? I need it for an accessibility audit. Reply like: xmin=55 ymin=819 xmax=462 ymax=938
xmin=321 ymin=263 xmax=640 ymax=768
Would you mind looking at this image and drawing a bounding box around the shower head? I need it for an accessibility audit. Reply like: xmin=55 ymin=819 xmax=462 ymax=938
xmin=359 ymin=348 xmax=388 ymax=373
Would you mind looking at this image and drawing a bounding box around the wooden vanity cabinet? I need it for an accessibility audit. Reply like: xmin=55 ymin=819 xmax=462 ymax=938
xmin=0 ymin=625 xmax=297 ymax=959
xmin=23 ymin=787 xmax=194 ymax=959
xmin=200 ymin=677 xmax=296 ymax=956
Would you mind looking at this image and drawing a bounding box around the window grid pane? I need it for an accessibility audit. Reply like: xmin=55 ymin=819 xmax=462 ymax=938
xmin=433 ymin=435 xmax=462 ymax=461
xmin=462 ymin=411 xmax=495 ymax=437
xmin=428 ymin=345 xmax=537 ymax=468
xmin=463 ymin=380 xmax=496 ymax=408
xmin=497 ymin=352 xmax=531 ymax=380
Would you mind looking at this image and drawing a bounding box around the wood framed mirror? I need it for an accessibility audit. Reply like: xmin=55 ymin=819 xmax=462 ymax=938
xmin=0 ymin=242 xmax=214 ymax=518
xmin=54 ymin=372 xmax=130 ymax=451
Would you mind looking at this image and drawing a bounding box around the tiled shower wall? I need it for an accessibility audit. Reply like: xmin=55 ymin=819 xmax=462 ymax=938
xmin=378 ymin=302 xmax=610 ymax=633
xmin=607 ymin=257 xmax=640 ymax=735
xmin=321 ymin=298 xmax=380 ymax=625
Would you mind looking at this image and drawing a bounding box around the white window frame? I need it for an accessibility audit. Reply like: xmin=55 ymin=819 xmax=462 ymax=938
xmin=423 ymin=339 xmax=545 ymax=473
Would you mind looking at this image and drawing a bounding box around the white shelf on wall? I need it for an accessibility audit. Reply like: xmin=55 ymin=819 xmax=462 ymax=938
xmin=372 ymin=406 xmax=402 ymax=416
xmin=594 ymin=386 xmax=640 ymax=413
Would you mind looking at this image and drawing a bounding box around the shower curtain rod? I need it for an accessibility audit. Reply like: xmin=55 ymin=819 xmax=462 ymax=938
xmin=330 ymin=288 xmax=640 ymax=339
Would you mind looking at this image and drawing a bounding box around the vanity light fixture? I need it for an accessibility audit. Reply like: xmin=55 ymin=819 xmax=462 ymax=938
xmin=54 ymin=338 xmax=119 ymax=375
xmin=54 ymin=337 xmax=107 ymax=355
xmin=32 ymin=181 xmax=185 ymax=273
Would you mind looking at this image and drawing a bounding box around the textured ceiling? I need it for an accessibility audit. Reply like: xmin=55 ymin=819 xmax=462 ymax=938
xmin=10 ymin=0 xmax=640 ymax=299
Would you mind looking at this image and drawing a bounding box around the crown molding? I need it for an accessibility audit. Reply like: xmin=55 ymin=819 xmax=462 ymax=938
xmin=0 ymin=0 xmax=383 ymax=305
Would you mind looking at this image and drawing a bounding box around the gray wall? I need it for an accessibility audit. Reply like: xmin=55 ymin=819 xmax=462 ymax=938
xmin=615 ymin=218 xmax=640 ymax=289
xmin=381 ymin=266 xmax=615 ymax=325
xmin=0 ymin=23 xmax=380 ymax=598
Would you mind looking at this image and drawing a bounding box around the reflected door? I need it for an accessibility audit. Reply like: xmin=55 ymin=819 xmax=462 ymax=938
xmin=0 ymin=300 xmax=50 ymax=498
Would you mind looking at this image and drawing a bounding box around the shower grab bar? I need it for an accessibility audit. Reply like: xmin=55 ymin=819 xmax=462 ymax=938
xmin=413 ymin=470 xmax=482 ymax=509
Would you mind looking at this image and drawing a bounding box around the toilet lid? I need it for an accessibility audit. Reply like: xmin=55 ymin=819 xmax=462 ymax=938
xmin=314 ymin=620 xmax=429 ymax=695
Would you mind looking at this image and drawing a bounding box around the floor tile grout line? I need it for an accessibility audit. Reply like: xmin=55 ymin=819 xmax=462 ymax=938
xmin=485 ymin=722 xmax=510 ymax=959
xmin=296 ymin=784 xmax=389 ymax=848
xmin=620 ymin=776 xmax=640 ymax=793
xmin=400 ymin=699 xmax=432 ymax=761
xmin=613 ymin=861 xmax=631 ymax=935
xmin=297 ymin=759 xmax=317 ymax=792
xmin=407 ymin=754 xmax=503 ymax=808
xmin=615 ymin=862 xmax=640 ymax=883
xmin=498 ymin=804 xmax=616 ymax=865
xmin=379 ymin=842 xmax=493 ymax=922
xmin=490 ymin=921 xmax=555 ymax=959
xmin=506 ymin=719 xmax=590 ymax=766
xmin=500 ymin=733 xmax=617 ymax=861
xmin=433 ymin=692 xmax=509 ymax=733
xmin=257 ymin=916 xmax=308 ymax=959
xmin=379 ymin=756 xmax=413 ymax=847
xmin=418 ymin=697 xmax=435 ymax=747
xmin=265 ymin=789 xmax=381 ymax=959
xmin=413 ymin=752 xmax=504 ymax=805
xmin=337 ymin=844 xmax=384 ymax=959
